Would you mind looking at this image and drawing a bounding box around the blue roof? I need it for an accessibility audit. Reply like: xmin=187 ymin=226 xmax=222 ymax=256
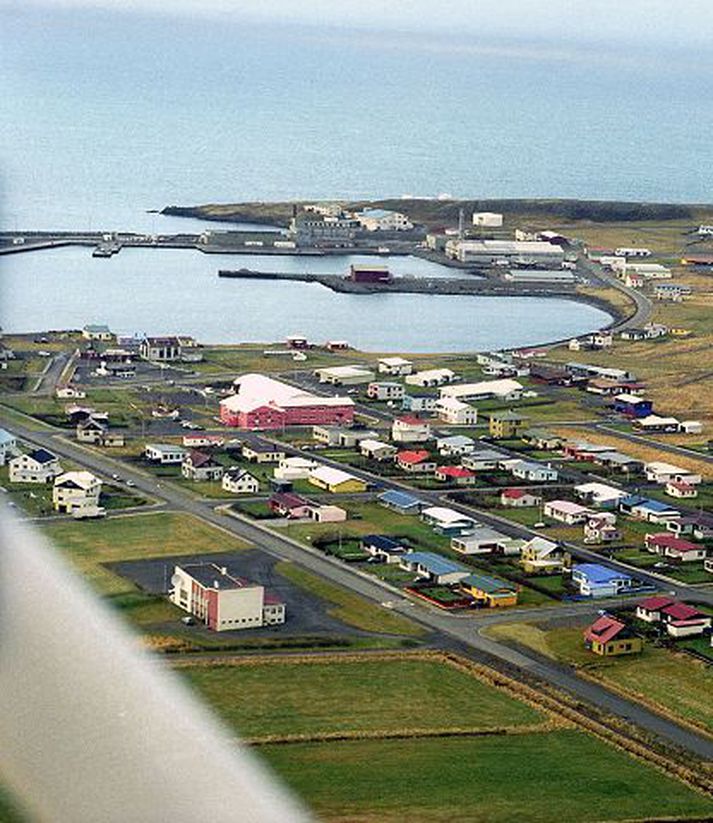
xmin=360 ymin=208 xmax=395 ymax=219
xmin=0 ymin=428 xmax=15 ymax=446
xmin=404 ymin=551 xmax=467 ymax=576
xmin=572 ymin=563 xmax=631 ymax=583
xmin=622 ymin=495 xmax=676 ymax=513
xmin=378 ymin=490 xmax=423 ymax=509
xmin=362 ymin=534 xmax=405 ymax=552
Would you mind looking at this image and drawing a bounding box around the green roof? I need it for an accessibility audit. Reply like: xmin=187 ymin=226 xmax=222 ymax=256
xmin=462 ymin=572 xmax=516 ymax=594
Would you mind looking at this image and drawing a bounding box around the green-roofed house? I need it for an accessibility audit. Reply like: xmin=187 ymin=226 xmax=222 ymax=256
xmin=521 ymin=428 xmax=563 ymax=450
xmin=460 ymin=572 xmax=518 ymax=608
xmin=489 ymin=410 xmax=528 ymax=439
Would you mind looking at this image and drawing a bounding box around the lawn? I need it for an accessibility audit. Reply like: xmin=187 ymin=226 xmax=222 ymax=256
xmin=181 ymin=656 xmax=543 ymax=739
xmin=260 ymin=731 xmax=713 ymax=822
xmin=275 ymin=561 xmax=424 ymax=637
xmin=41 ymin=511 xmax=250 ymax=595
xmin=487 ymin=622 xmax=713 ymax=737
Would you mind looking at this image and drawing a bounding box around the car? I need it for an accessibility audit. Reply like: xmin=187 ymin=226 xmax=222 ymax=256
xmin=180 ymin=616 xmax=195 ymax=626
xmin=532 ymin=522 xmax=548 ymax=529
xmin=126 ymin=479 xmax=136 ymax=488
xmin=111 ymin=473 xmax=120 ymax=480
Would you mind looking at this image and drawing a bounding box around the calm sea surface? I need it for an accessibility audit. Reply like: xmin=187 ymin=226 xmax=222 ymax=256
xmin=1 ymin=9 xmax=708 ymax=349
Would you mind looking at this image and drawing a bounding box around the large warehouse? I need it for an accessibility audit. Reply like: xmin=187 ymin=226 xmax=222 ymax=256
xmin=444 ymin=239 xmax=565 ymax=267
xmin=220 ymin=373 xmax=354 ymax=429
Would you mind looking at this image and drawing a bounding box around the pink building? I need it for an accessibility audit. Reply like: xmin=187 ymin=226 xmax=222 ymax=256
xmin=220 ymin=374 xmax=354 ymax=429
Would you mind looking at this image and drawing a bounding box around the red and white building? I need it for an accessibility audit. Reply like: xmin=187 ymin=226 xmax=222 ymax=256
xmin=396 ymin=450 xmax=436 ymax=474
xmin=644 ymin=533 xmax=707 ymax=562
xmin=392 ymin=415 xmax=431 ymax=443
xmin=220 ymin=374 xmax=354 ymax=430
xmin=170 ymin=563 xmax=285 ymax=631
xmin=500 ymin=488 xmax=542 ymax=508
xmin=435 ymin=465 xmax=477 ymax=486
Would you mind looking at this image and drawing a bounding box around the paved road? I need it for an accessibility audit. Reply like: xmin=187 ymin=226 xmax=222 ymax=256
xmin=576 ymin=251 xmax=653 ymax=331
xmin=595 ymin=424 xmax=713 ymax=466
xmin=3 ymin=417 xmax=712 ymax=760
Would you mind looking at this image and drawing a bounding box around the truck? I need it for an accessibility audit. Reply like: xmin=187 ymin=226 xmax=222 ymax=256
xmin=72 ymin=505 xmax=107 ymax=520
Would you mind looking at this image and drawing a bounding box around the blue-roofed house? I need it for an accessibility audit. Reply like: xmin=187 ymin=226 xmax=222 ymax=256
xmin=571 ymin=563 xmax=635 ymax=598
xmin=619 ymin=495 xmax=680 ymax=524
xmin=0 ymin=428 xmax=18 ymax=466
xmin=8 ymin=448 xmax=62 ymax=483
xmin=399 ymin=551 xmax=470 ymax=585
xmin=361 ymin=534 xmax=407 ymax=564
xmin=377 ymin=489 xmax=424 ymax=515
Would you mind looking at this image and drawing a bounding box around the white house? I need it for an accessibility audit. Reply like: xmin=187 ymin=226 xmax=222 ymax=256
xmin=644 ymin=461 xmax=701 ymax=486
xmin=273 ymin=456 xmax=319 ymax=481
xmin=451 ymin=527 xmax=508 ymax=556
xmin=52 ymin=471 xmax=102 ymax=514
xmin=144 ymin=443 xmax=187 ymax=464
xmin=462 ymin=448 xmax=509 ymax=471
xmin=391 ymin=416 xmax=431 ymax=443
xmin=509 ymin=460 xmax=558 ymax=483
xmin=436 ymin=397 xmax=478 ymax=425
xmin=8 ymin=448 xmax=62 ymax=483
xmin=359 ymin=439 xmax=398 ymax=461
xmin=221 ymin=468 xmax=260 ymax=495
xmin=0 ymin=428 xmax=19 ymax=466
xmin=544 ymin=499 xmax=594 ymax=525
xmin=377 ymin=356 xmax=413 ymax=376
xmin=401 ymin=394 xmax=438 ymax=413
xmin=574 ymin=482 xmax=628 ymax=508
xmin=82 ymin=324 xmax=113 ymax=341
xmin=405 ymin=368 xmax=456 ymax=388
xmin=367 ymin=381 xmax=405 ymax=401
xmin=420 ymin=506 xmax=476 ymax=535
xmin=436 ymin=435 xmax=475 ymax=457
xmin=439 ymin=378 xmax=524 ymax=403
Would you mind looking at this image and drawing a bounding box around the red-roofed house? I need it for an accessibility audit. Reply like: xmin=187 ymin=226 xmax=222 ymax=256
xmin=644 ymin=533 xmax=707 ymax=562
xmin=396 ymin=450 xmax=436 ymax=474
xmin=181 ymin=450 xmax=224 ymax=482
xmin=635 ymin=596 xmax=675 ymax=622
xmin=665 ymin=480 xmax=698 ymax=499
xmin=660 ymin=602 xmax=712 ymax=638
xmin=392 ymin=416 xmax=431 ymax=444
xmin=435 ymin=465 xmax=477 ymax=486
xmin=583 ymin=615 xmax=643 ymax=656
xmin=268 ymin=492 xmax=313 ymax=519
xmin=500 ymin=488 xmax=542 ymax=508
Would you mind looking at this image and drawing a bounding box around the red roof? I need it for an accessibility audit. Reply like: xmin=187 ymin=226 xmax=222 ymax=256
xmin=437 ymin=466 xmax=474 ymax=478
xmin=637 ymin=596 xmax=675 ymax=612
xmin=584 ymin=615 xmax=627 ymax=645
xmin=397 ymin=450 xmax=431 ymax=465
xmin=661 ymin=602 xmax=703 ymax=622
xmin=397 ymin=415 xmax=426 ymax=426
xmin=502 ymin=488 xmax=529 ymax=499
xmin=667 ymin=481 xmax=695 ymax=492
xmin=645 ymin=533 xmax=700 ymax=553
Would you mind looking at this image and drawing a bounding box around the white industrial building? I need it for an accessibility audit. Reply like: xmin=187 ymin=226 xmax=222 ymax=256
xmin=505 ymin=269 xmax=576 ymax=284
xmin=444 ymin=239 xmax=564 ymax=267
xmin=377 ymin=356 xmax=413 ymax=375
xmin=315 ymin=365 xmax=375 ymax=385
xmin=439 ymin=378 xmax=524 ymax=403
xmin=472 ymin=211 xmax=503 ymax=227
xmin=405 ymin=368 xmax=457 ymax=387
xmin=355 ymin=208 xmax=413 ymax=231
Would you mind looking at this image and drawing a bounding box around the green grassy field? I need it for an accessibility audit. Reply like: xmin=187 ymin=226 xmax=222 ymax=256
xmin=260 ymin=731 xmax=713 ymax=822
xmin=182 ymin=657 xmax=543 ymax=739
xmin=275 ymin=561 xmax=424 ymax=637
xmin=487 ymin=623 xmax=713 ymax=736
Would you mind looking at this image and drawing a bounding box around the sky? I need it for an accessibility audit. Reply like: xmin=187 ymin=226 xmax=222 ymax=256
xmin=7 ymin=0 xmax=713 ymax=48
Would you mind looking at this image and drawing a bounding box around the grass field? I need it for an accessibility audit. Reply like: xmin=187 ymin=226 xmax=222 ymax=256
xmin=260 ymin=731 xmax=713 ymax=822
xmin=42 ymin=511 xmax=250 ymax=594
xmin=275 ymin=561 xmax=424 ymax=637
xmin=181 ymin=656 xmax=543 ymax=739
xmin=486 ymin=622 xmax=713 ymax=737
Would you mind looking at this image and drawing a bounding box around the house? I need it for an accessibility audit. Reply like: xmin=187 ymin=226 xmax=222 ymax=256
xmin=315 ymin=365 xmax=375 ymax=386
xmin=440 ymin=379 xmax=524 ymax=403
xmin=612 ymin=393 xmax=653 ymax=418
xmin=401 ymin=394 xmax=438 ymax=413
xmin=377 ymin=489 xmax=424 ymax=515
xmin=521 ymin=428 xmax=563 ymax=450
xmin=583 ymin=515 xmax=621 ymax=544
xmin=574 ymin=482 xmax=628 ymax=508
xmin=170 ymin=563 xmax=285 ymax=631
xmin=460 ymin=573 xmax=518 ymax=608
xmin=361 ymin=535 xmax=407 ymax=564
xmin=679 ymin=420 xmax=703 ymax=435
xmin=399 ymin=551 xmax=470 ymax=585
xmin=313 ymin=426 xmax=348 ymax=446
xmin=221 ymin=467 xmax=260 ymax=495
xmin=56 ymin=385 xmax=86 ymax=400
xmin=584 ymin=615 xmax=642 ymax=657
xmin=665 ymin=480 xmax=698 ymax=499
xmin=52 ymin=471 xmax=102 ymax=514
xmin=0 ymin=428 xmax=19 ymax=466
xmin=242 ymin=440 xmax=285 ymax=464
xmin=563 ymin=440 xmax=613 ymax=461
xmin=462 ymin=448 xmax=509 ymax=472
xmin=182 ymin=450 xmax=224 ymax=482
xmin=509 ymin=460 xmax=558 ymax=483
xmin=222 ymin=374 xmax=354 ymax=430
xmin=436 ymin=397 xmax=478 ymax=426
xmin=359 ymin=439 xmax=397 ymax=461
xmin=567 ymin=362 xmax=634 ymax=383
xmin=451 ymin=527 xmax=508 ymax=556
xmin=308 ymin=466 xmax=367 ymax=493
xmin=489 ymin=411 xmax=527 ymax=439
xmin=636 ymin=595 xmax=675 ymax=623
xmin=181 ymin=434 xmax=225 ymax=449
xmin=570 ymin=563 xmax=635 ymax=598
xmin=706 ymin=557 xmax=713 ymax=575
xmin=8 ymin=448 xmax=62 ymax=483
xmin=405 ymin=368 xmax=456 ymax=388
xmin=273 ymin=456 xmax=319 ymax=481
xmin=659 ymin=602 xmax=712 ymax=638
xmin=619 ymin=496 xmax=681 ymax=524
xmin=367 ymin=381 xmax=405 ymax=401
xmin=436 ymin=435 xmax=475 ymax=456
xmin=144 ymin=443 xmax=187 ymax=465
xmin=76 ymin=417 xmax=108 ymax=444
xmin=500 ymin=488 xmax=541 ymax=508
xmin=140 ymin=336 xmax=182 ymax=361
xmin=396 ymin=450 xmax=436 ymax=474
xmin=420 ymin=506 xmax=476 ymax=536
xmin=435 ymin=465 xmax=477 ymax=485
xmin=644 ymin=461 xmax=701 ymax=486
xmin=519 ymin=537 xmax=564 ymax=573
xmin=82 ymin=324 xmax=113 ymax=341
xmin=667 ymin=512 xmax=713 ymax=540
xmin=392 ymin=416 xmax=431 ymax=443
xmin=378 ymin=356 xmax=413 ymax=376
xmin=268 ymin=492 xmax=313 ymax=519
xmin=594 ymin=451 xmax=643 ymax=474
xmin=356 ymin=208 xmax=413 ymax=231
xmin=307 ymin=504 xmax=347 ymax=523
xmin=634 ymin=415 xmax=681 ymax=434
xmin=654 ymin=283 xmax=691 ymax=301
xmin=644 ymin=533 xmax=707 ymax=563
xmin=543 ymin=499 xmax=593 ymax=525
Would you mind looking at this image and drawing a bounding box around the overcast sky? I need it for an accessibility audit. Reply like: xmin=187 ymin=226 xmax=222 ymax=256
xmin=8 ymin=0 xmax=713 ymax=47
